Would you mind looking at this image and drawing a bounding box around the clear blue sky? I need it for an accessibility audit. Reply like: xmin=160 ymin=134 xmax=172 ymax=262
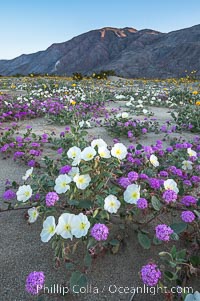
xmin=0 ymin=0 xmax=199 ymax=59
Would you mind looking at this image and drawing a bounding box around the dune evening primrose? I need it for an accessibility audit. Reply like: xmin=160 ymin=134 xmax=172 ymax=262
xmin=67 ymin=146 xmax=81 ymax=166
xmin=40 ymin=216 xmax=56 ymax=242
xmin=91 ymin=138 xmax=107 ymax=149
xmin=124 ymin=184 xmax=140 ymax=204
xmin=73 ymin=174 xmax=91 ymax=190
xmin=81 ymin=146 xmax=96 ymax=161
xmin=104 ymin=195 xmax=121 ymax=213
xmin=187 ymin=148 xmax=197 ymax=157
xmin=111 ymin=143 xmax=127 ymax=160
xmin=71 ymin=213 xmax=90 ymax=238
xmin=28 ymin=207 xmax=39 ymax=223
xmin=98 ymin=147 xmax=111 ymax=158
xmin=25 ymin=271 xmax=45 ymax=295
xmin=164 ymin=179 xmax=179 ymax=194
xmin=16 ymin=185 xmax=32 ymax=202
xmin=22 ymin=167 xmax=33 ymax=181
xmin=182 ymin=160 xmax=193 ymax=170
xmin=56 ymin=213 xmax=74 ymax=239
xmin=149 ymin=154 xmax=159 ymax=167
xmin=54 ymin=174 xmax=71 ymax=194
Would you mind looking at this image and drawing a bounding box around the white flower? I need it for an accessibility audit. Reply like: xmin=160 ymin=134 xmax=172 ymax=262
xmin=22 ymin=167 xmax=33 ymax=181
xmin=71 ymin=213 xmax=90 ymax=238
xmin=40 ymin=216 xmax=56 ymax=242
xmin=116 ymin=113 xmax=122 ymax=118
xmin=126 ymin=101 xmax=132 ymax=107
xmin=187 ymin=148 xmax=197 ymax=157
xmin=56 ymin=213 xmax=74 ymax=239
xmin=104 ymin=195 xmax=121 ymax=213
xmin=16 ymin=185 xmax=32 ymax=202
xmin=164 ymin=179 xmax=179 ymax=193
xmin=143 ymin=109 xmax=148 ymax=114
xmin=67 ymin=146 xmax=81 ymax=166
xmin=79 ymin=120 xmax=84 ymax=128
xmin=150 ymin=154 xmax=159 ymax=167
xmin=68 ymin=167 xmax=80 ymax=178
xmin=73 ymin=174 xmax=91 ymax=189
xmin=111 ymin=143 xmax=127 ymax=160
xmin=98 ymin=147 xmax=111 ymax=158
xmin=121 ymin=112 xmax=129 ymax=118
xmin=115 ymin=94 xmax=125 ymax=99
xmin=124 ymin=184 xmax=140 ymax=204
xmin=182 ymin=160 xmax=193 ymax=170
xmin=91 ymin=138 xmax=107 ymax=149
xmin=81 ymin=146 xmax=96 ymax=161
xmin=85 ymin=120 xmax=91 ymax=128
xmin=28 ymin=207 xmax=39 ymax=223
xmin=54 ymin=174 xmax=71 ymax=194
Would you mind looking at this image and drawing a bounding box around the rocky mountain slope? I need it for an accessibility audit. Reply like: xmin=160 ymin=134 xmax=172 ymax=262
xmin=0 ymin=25 xmax=200 ymax=78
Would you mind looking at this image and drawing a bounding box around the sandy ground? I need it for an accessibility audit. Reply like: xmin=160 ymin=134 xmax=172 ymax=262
xmin=0 ymin=100 xmax=199 ymax=301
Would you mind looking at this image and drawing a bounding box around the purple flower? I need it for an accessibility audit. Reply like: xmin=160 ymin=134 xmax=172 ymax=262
xmin=57 ymin=148 xmax=63 ymax=154
xmin=139 ymin=173 xmax=149 ymax=180
xmin=149 ymin=178 xmax=161 ymax=190
xmin=162 ymin=190 xmax=177 ymax=204
xmin=137 ymin=198 xmax=148 ymax=209
xmin=28 ymin=160 xmax=36 ymax=167
xmin=181 ymin=211 xmax=195 ymax=223
xmin=190 ymin=176 xmax=200 ymax=183
xmin=3 ymin=189 xmax=16 ymax=200
xmin=159 ymin=171 xmax=168 ymax=177
xmin=155 ymin=224 xmax=174 ymax=241
xmin=128 ymin=171 xmax=138 ymax=182
xmin=140 ymin=263 xmax=161 ymax=286
xmin=25 ymin=271 xmax=45 ymax=295
xmin=181 ymin=196 xmax=197 ymax=207
xmin=142 ymin=128 xmax=147 ymax=134
xmin=127 ymin=131 xmax=133 ymax=138
xmin=14 ymin=151 xmax=25 ymax=159
xmin=90 ymin=223 xmax=109 ymax=241
xmin=1 ymin=144 xmax=9 ymax=152
xmin=118 ymin=177 xmax=131 ymax=188
xmin=59 ymin=165 xmax=72 ymax=174
xmin=45 ymin=192 xmax=59 ymax=207
xmin=183 ymin=180 xmax=192 ymax=186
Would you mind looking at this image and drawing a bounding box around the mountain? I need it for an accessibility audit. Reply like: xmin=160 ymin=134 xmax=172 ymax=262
xmin=0 ymin=25 xmax=200 ymax=78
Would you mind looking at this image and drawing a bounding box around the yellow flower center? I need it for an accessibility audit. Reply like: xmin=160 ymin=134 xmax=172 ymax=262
xmin=64 ymin=224 xmax=71 ymax=231
xmin=48 ymin=226 xmax=55 ymax=234
xmin=132 ymin=192 xmax=139 ymax=199
xmin=77 ymin=177 xmax=85 ymax=184
xmin=87 ymin=153 xmax=93 ymax=158
xmin=116 ymin=149 xmax=121 ymax=155
xmin=80 ymin=222 xmax=86 ymax=230
xmin=24 ymin=191 xmax=30 ymax=197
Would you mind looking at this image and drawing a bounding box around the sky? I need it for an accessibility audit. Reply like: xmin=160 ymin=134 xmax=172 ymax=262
xmin=0 ymin=0 xmax=199 ymax=59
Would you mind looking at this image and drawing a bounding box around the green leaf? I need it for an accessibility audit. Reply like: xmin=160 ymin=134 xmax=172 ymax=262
xmin=137 ymin=232 xmax=151 ymax=249
xmin=136 ymin=144 xmax=143 ymax=150
xmin=170 ymin=245 xmax=177 ymax=260
xmin=176 ymin=249 xmax=186 ymax=260
xmin=68 ymin=199 xmax=79 ymax=206
xmin=190 ymin=255 xmax=200 ymax=267
xmin=84 ymin=252 xmax=92 ymax=268
xmin=170 ymin=222 xmax=187 ymax=234
xmin=109 ymin=239 xmax=120 ymax=246
xmin=151 ymin=196 xmax=162 ymax=211
xmin=66 ymin=262 xmax=75 ymax=270
xmin=70 ymin=271 xmax=87 ymax=291
xmin=78 ymin=200 xmax=92 ymax=209
xmin=164 ymin=270 xmax=177 ymax=281
xmin=170 ymin=232 xmax=179 ymax=241
xmin=153 ymin=236 xmax=162 ymax=245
